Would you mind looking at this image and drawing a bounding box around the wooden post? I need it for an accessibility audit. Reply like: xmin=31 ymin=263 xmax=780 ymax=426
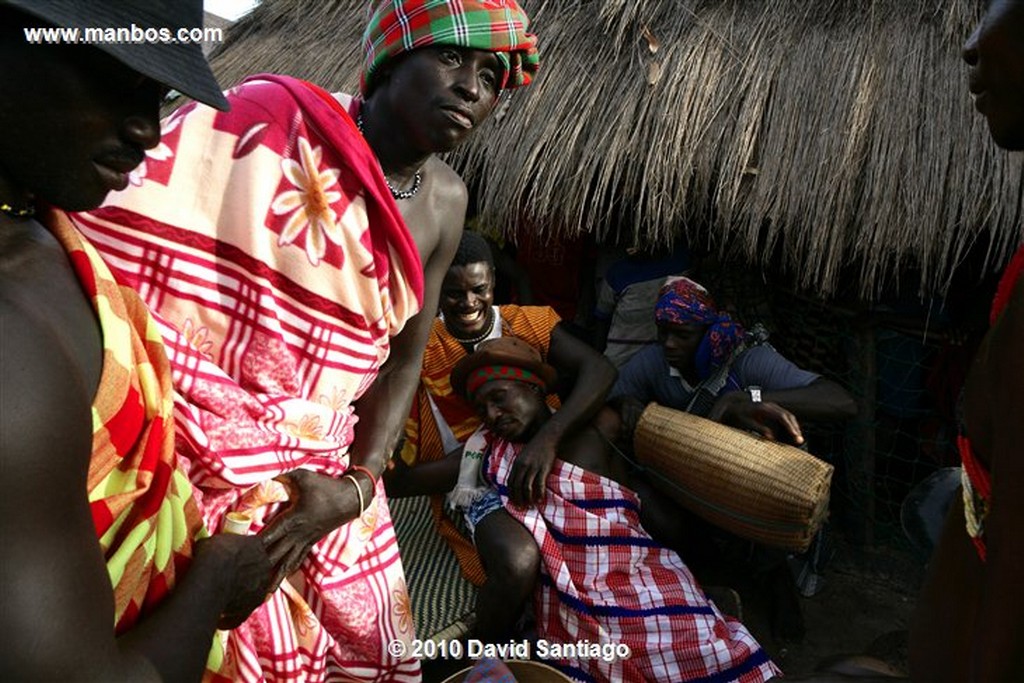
xmin=846 ymin=314 xmax=877 ymax=546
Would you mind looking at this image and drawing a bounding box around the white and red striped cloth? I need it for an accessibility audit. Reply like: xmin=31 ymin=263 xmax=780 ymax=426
xmin=467 ymin=428 xmax=781 ymax=683
xmin=74 ymin=75 xmax=423 ymax=682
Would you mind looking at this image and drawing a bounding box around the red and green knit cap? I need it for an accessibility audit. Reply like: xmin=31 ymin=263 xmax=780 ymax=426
xmin=360 ymin=0 xmax=540 ymax=95
xmin=465 ymin=365 xmax=547 ymax=399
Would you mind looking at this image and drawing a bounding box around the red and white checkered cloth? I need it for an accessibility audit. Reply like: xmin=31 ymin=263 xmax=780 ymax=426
xmin=472 ymin=428 xmax=781 ymax=682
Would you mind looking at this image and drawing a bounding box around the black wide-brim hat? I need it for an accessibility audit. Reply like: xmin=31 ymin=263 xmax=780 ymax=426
xmin=6 ymin=0 xmax=229 ymax=111
xmin=451 ymin=336 xmax=557 ymax=400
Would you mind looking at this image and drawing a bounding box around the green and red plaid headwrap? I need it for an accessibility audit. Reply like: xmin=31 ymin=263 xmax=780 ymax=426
xmin=361 ymin=0 xmax=540 ymax=95
xmin=465 ymin=365 xmax=547 ymax=399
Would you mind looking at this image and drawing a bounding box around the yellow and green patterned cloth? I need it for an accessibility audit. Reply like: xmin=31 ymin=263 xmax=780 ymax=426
xmin=47 ymin=210 xmax=229 ymax=678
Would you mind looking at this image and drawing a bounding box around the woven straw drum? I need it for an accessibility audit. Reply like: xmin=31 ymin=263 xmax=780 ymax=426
xmin=633 ymin=404 xmax=833 ymax=552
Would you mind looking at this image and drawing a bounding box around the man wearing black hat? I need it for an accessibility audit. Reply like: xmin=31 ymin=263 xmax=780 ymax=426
xmin=0 ymin=1 xmax=272 ymax=680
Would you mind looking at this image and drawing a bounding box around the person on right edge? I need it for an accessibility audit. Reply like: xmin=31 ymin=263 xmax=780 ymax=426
xmin=911 ymin=2 xmax=1024 ymax=680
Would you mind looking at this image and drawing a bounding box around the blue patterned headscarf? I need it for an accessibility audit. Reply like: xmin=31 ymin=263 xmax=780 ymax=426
xmin=654 ymin=277 xmax=745 ymax=380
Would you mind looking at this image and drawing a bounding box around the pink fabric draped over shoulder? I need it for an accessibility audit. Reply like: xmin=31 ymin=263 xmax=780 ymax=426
xmin=74 ymin=74 xmax=424 ymax=682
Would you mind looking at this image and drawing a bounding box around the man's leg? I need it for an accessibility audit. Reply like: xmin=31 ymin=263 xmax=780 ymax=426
xmin=472 ymin=507 xmax=540 ymax=642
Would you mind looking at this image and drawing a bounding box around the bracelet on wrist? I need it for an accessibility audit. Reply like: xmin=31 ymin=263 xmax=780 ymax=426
xmin=342 ymin=474 xmax=367 ymax=515
xmin=347 ymin=464 xmax=378 ymax=489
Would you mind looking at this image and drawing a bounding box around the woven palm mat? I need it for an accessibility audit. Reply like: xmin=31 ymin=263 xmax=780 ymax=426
xmin=389 ymin=495 xmax=477 ymax=640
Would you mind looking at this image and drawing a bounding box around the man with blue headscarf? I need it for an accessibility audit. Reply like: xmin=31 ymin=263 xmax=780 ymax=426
xmin=608 ymin=276 xmax=856 ymax=640
xmin=610 ymin=277 xmax=855 ymax=442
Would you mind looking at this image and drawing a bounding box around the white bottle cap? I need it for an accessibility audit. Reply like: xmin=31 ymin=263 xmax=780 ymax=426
xmin=222 ymin=511 xmax=253 ymax=535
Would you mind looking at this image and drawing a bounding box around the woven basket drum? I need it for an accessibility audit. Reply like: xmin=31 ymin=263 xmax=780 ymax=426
xmin=633 ymin=404 xmax=833 ymax=552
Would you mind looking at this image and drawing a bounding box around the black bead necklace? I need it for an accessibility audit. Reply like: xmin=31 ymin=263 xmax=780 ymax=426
xmin=356 ymin=112 xmax=422 ymax=201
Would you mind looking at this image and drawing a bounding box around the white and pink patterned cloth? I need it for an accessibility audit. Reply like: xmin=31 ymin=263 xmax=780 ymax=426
xmin=74 ymin=74 xmax=423 ymax=682
xmin=465 ymin=427 xmax=781 ymax=683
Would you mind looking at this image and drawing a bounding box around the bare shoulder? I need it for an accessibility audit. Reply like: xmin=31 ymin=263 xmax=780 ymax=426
xmin=0 ymin=295 xmax=145 ymax=678
xmin=0 ymin=294 xmax=93 ymax=485
xmin=415 ymin=157 xmax=467 ymax=270
xmin=398 ymin=158 xmax=467 ymax=273
xmin=425 ymin=156 xmax=469 ymax=211
xmin=425 ymin=157 xmax=469 ymax=245
xmin=0 ymin=227 xmax=98 ymax=502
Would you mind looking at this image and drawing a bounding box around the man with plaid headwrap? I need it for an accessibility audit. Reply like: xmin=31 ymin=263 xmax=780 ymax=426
xmin=444 ymin=337 xmax=781 ymax=682
xmin=608 ymin=276 xmax=855 ymax=640
xmin=362 ymin=0 xmax=539 ymax=93
xmin=72 ymin=1 xmax=539 ymax=681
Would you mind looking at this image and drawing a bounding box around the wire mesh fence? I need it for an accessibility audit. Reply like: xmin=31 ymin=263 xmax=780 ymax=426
xmin=701 ymin=263 xmax=990 ymax=555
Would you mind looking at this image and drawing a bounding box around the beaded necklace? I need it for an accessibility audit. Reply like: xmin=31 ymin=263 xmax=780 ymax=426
xmin=355 ymin=113 xmax=422 ymax=200
xmin=447 ymin=307 xmax=496 ymax=347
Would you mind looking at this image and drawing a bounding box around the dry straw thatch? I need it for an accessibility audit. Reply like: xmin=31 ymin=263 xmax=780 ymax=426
xmin=209 ymin=0 xmax=1024 ymax=298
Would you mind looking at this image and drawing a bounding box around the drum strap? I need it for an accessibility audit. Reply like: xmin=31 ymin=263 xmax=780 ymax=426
xmin=683 ymin=324 xmax=769 ymax=417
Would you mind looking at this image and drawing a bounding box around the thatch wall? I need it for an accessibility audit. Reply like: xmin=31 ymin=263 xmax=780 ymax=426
xmin=208 ymin=0 xmax=1024 ymax=298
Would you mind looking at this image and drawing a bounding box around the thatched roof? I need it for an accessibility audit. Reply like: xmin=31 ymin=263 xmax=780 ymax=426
xmin=202 ymin=11 xmax=233 ymax=56
xmin=208 ymin=0 xmax=1024 ymax=298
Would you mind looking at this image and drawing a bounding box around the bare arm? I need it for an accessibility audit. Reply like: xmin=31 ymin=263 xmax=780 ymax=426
xmin=545 ymin=324 xmax=620 ymax=444
xmin=758 ymin=378 xmax=858 ymax=421
xmin=714 ymin=377 xmax=857 ymax=422
xmin=345 ymin=178 xmax=466 ymax=483
xmin=384 ymin=447 xmax=463 ymax=498
xmin=261 ymin=170 xmax=466 ymax=586
xmin=0 ymin=305 xmax=270 ymax=681
xmin=507 ymin=324 xmax=618 ymax=504
xmin=709 ymin=377 xmax=857 ymax=444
